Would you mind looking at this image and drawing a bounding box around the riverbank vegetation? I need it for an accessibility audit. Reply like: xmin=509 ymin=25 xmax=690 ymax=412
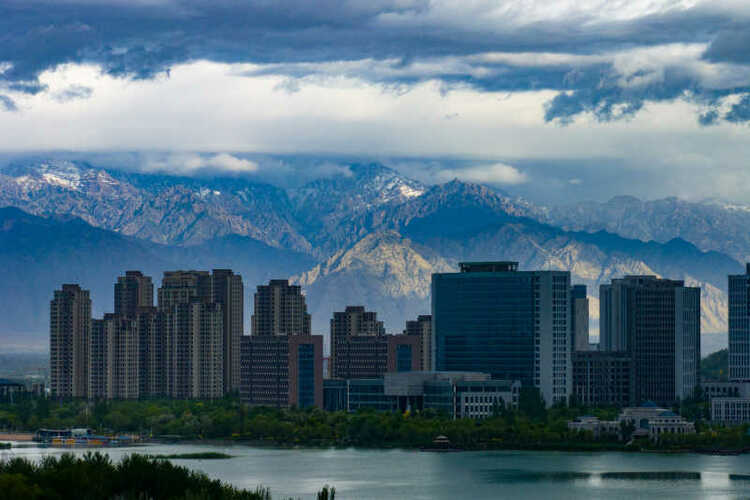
xmin=0 ymin=396 xmax=748 ymax=453
xmin=0 ymin=452 xmax=290 ymax=499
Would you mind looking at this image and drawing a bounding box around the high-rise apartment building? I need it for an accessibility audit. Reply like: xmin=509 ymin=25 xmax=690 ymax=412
xmin=212 ymin=269 xmax=244 ymax=393
xmin=103 ymin=313 xmax=140 ymax=400
xmin=432 ymin=262 xmax=573 ymax=406
xmin=251 ymin=280 xmax=311 ymax=336
xmin=404 ymin=315 xmax=432 ymax=371
xmin=571 ymin=285 xmax=590 ymax=351
xmin=163 ymin=300 xmax=224 ymax=399
xmin=729 ymin=264 xmax=750 ymax=381
xmin=331 ymin=306 xmax=385 ymax=377
xmin=599 ymin=275 xmax=700 ymax=405
xmin=50 ymin=284 xmax=91 ymax=399
xmin=135 ymin=306 xmax=166 ymax=397
xmin=240 ymin=335 xmax=324 ymax=408
xmin=88 ymin=318 xmax=107 ymax=399
xmin=114 ymin=271 xmax=153 ymax=318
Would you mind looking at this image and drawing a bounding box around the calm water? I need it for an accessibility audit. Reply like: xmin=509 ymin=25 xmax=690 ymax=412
xmin=4 ymin=443 xmax=750 ymax=499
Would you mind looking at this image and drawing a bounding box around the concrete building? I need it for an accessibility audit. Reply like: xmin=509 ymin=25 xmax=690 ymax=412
xmin=330 ymin=306 xmax=385 ymax=377
xmin=729 ymin=264 xmax=750 ymax=381
xmin=568 ymin=402 xmax=695 ymax=441
xmin=571 ymin=285 xmax=590 ymax=351
xmin=599 ymin=275 xmax=700 ymax=406
xmin=135 ymin=307 xmax=166 ymax=398
xmin=239 ymin=334 xmax=324 ymax=408
xmin=404 ymin=315 xmax=432 ymax=371
xmin=702 ymin=381 xmax=750 ymax=400
xmin=50 ymin=284 xmax=91 ymax=399
xmin=432 ymin=261 xmax=573 ymax=406
xmin=114 ymin=271 xmax=153 ymax=318
xmin=711 ymin=397 xmax=750 ymax=425
xmin=251 ymin=279 xmax=311 ymax=336
xmin=211 ymin=269 xmax=244 ymax=393
xmin=164 ymin=301 xmax=224 ymax=399
xmin=332 ymin=333 xmax=419 ymax=380
xmin=346 ymin=371 xmax=520 ymax=419
xmin=572 ymin=351 xmax=632 ymax=407
xmin=88 ymin=318 xmax=107 ymax=399
xmin=103 ymin=313 xmax=140 ymax=400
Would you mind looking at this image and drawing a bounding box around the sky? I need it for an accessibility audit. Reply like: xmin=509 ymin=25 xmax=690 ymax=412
xmin=1 ymin=0 xmax=750 ymax=203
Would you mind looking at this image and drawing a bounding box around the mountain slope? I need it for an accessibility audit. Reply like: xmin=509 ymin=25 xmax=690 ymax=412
xmin=548 ymin=196 xmax=750 ymax=263
xmin=0 ymin=159 xmax=311 ymax=252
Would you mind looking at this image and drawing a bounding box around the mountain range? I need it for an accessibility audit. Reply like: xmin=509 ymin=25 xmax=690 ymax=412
xmin=0 ymin=159 xmax=745 ymax=351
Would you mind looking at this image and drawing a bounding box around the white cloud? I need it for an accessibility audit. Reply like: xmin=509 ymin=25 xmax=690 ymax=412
xmin=438 ymin=163 xmax=529 ymax=185
xmin=145 ymin=153 xmax=258 ymax=174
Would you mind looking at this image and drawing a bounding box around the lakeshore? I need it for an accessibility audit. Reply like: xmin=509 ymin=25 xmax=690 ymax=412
xmin=4 ymin=442 xmax=750 ymax=499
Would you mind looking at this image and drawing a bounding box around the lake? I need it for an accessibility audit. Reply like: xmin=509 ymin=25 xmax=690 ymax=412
xmin=3 ymin=443 xmax=750 ymax=499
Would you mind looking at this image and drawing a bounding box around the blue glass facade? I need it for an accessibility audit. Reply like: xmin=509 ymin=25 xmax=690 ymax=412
xmin=297 ymin=343 xmax=315 ymax=408
xmin=432 ymin=272 xmax=536 ymax=385
xmin=396 ymin=344 xmax=413 ymax=372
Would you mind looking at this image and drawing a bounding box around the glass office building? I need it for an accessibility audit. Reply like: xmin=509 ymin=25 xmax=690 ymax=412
xmin=432 ymin=261 xmax=573 ymax=406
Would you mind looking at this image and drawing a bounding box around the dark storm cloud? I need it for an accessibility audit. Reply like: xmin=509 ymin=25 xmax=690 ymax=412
xmin=2 ymin=0 xmax=750 ymax=124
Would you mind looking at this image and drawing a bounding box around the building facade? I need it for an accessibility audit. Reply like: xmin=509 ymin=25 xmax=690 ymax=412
xmin=404 ymin=315 xmax=432 ymax=371
xmin=240 ymin=335 xmax=323 ymax=408
xmin=332 ymin=333 xmax=419 ymax=380
xmin=114 ymin=271 xmax=153 ymax=319
xmin=330 ymin=306 xmax=385 ymax=377
xmin=711 ymin=397 xmax=750 ymax=425
xmin=571 ymin=285 xmax=590 ymax=351
xmin=572 ymin=351 xmax=632 ymax=407
xmin=50 ymin=284 xmax=91 ymax=399
xmin=211 ymin=269 xmax=244 ymax=393
xmin=729 ymin=264 xmax=750 ymax=381
xmin=432 ymin=261 xmax=573 ymax=406
xmin=251 ymin=280 xmax=311 ymax=336
xmin=599 ymin=276 xmax=701 ymax=406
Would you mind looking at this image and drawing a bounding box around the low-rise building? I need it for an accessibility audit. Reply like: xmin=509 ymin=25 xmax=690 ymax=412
xmin=701 ymin=381 xmax=750 ymax=400
xmin=346 ymin=371 xmax=520 ymax=419
xmin=568 ymin=402 xmax=695 ymax=441
xmin=711 ymin=397 xmax=750 ymax=425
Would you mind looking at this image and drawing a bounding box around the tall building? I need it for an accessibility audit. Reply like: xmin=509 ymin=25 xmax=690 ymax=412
xmin=212 ymin=269 xmax=244 ymax=393
xmin=240 ymin=335 xmax=324 ymax=408
xmin=251 ymin=280 xmax=311 ymax=336
xmin=330 ymin=306 xmax=385 ymax=377
xmin=571 ymin=285 xmax=590 ymax=351
xmin=159 ymin=271 xmax=225 ymax=399
xmin=103 ymin=313 xmax=140 ymax=400
xmin=432 ymin=261 xmax=573 ymax=406
xmin=114 ymin=271 xmax=153 ymax=318
xmin=164 ymin=301 xmax=224 ymax=399
xmin=599 ymin=275 xmax=700 ymax=405
xmin=404 ymin=315 xmax=432 ymax=371
xmin=50 ymin=284 xmax=91 ymax=399
xmin=729 ymin=264 xmax=750 ymax=381
xmin=135 ymin=307 xmax=166 ymax=398
xmin=88 ymin=318 xmax=107 ymax=399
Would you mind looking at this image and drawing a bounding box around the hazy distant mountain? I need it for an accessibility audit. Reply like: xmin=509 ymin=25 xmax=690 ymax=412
xmin=0 ymin=158 xmax=746 ymax=347
xmin=548 ymin=195 xmax=750 ymax=263
xmin=0 ymin=207 xmax=313 ymax=340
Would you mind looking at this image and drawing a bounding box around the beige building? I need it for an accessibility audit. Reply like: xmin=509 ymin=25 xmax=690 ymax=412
xmin=331 ymin=306 xmax=385 ymax=377
xmin=252 ymin=279 xmax=311 ymax=336
xmin=404 ymin=315 xmax=432 ymax=371
xmin=50 ymin=284 xmax=91 ymax=399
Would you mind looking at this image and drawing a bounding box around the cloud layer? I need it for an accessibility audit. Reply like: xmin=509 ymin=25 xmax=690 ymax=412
xmin=2 ymin=0 xmax=750 ymax=125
